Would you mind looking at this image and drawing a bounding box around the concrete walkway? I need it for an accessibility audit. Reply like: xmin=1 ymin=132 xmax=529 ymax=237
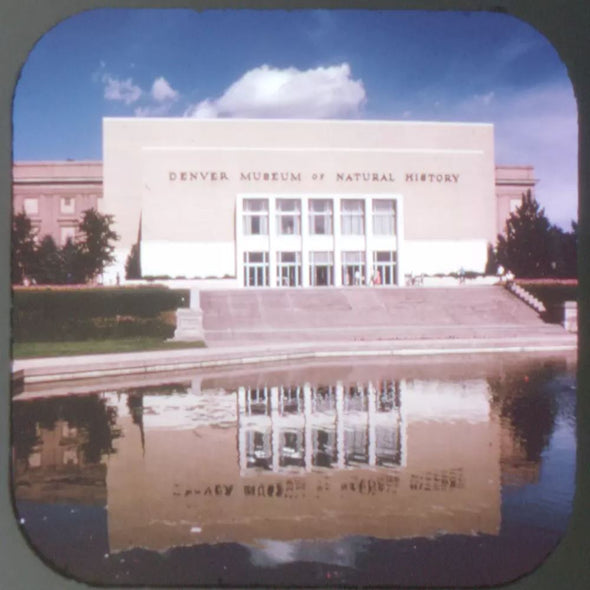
xmin=12 ymin=330 xmax=577 ymax=387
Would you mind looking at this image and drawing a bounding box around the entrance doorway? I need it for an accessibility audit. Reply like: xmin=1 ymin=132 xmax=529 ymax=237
xmin=309 ymin=252 xmax=334 ymax=286
xmin=372 ymin=251 xmax=397 ymax=285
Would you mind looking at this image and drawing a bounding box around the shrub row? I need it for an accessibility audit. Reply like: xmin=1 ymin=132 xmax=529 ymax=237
xmin=12 ymin=287 xmax=189 ymax=342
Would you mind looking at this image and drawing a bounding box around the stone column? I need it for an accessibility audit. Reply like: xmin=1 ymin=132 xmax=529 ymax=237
xmin=336 ymin=382 xmax=345 ymax=469
xmin=304 ymin=384 xmax=313 ymax=471
xmin=271 ymin=387 xmax=280 ymax=472
xmin=238 ymin=387 xmax=247 ymax=474
xmin=367 ymin=382 xmax=376 ymax=466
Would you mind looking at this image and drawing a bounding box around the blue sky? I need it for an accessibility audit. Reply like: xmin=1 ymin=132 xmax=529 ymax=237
xmin=13 ymin=9 xmax=577 ymax=227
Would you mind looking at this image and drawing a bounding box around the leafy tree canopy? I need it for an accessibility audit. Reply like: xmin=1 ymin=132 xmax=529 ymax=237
xmin=11 ymin=208 xmax=119 ymax=285
xmin=76 ymin=209 xmax=119 ymax=282
xmin=496 ymin=191 xmax=577 ymax=278
xmin=11 ymin=212 xmax=37 ymax=284
xmin=125 ymin=243 xmax=141 ymax=280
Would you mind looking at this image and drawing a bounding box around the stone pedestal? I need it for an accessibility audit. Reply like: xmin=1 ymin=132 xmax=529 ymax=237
xmin=562 ymin=301 xmax=577 ymax=333
xmin=173 ymin=288 xmax=205 ymax=341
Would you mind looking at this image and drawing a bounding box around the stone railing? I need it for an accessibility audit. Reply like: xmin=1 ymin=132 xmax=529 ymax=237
xmin=506 ymin=282 xmax=546 ymax=314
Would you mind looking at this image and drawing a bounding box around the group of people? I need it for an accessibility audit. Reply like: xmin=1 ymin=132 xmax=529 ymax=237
xmin=344 ymin=269 xmax=382 ymax=286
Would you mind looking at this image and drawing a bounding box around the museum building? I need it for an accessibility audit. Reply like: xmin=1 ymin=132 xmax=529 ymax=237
xmin=102 ymin=118 xmax=536 ymax=287
xmin=13 ymin=118 xmax=537 ymax=287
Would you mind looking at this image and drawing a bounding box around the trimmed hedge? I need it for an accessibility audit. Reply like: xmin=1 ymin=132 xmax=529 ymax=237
xmin=12 ymin=287 xmax=190 ymax=342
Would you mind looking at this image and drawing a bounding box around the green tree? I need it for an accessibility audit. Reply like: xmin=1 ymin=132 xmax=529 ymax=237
xmin=60 ymin=237 xmax=86 ymax=283
xmin=484 ymin=242 xmax=498 ymax=275
xmin=76 ymin=209 xmax=119 ymax=282
xmin=32 ymin=235 xmax=63 ymax=284
xmin=550 ymin=221 xmax=577 ymax=278
xmin=125 ymin=243 xmax=141 ymax=279
xmin=11 ymin=212 xmax=37 ymax=284
xmin=496 ymin=191 xmax=555 ymax=278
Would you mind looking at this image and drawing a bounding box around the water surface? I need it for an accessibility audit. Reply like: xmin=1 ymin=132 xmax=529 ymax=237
xmin=12 ymin=355 xmax=576 ymax=586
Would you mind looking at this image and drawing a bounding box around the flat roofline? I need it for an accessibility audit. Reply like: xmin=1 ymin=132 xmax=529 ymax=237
xmin=103 ymin=117 xmax=494 ymax=127
xmin=495 ymin=164 xmax=534 ymax=169
xmin=13 ymin=160 xmax=102 ymax=166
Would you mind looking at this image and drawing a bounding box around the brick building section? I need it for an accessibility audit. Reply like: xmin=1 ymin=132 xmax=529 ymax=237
xmin=12 ymin=161 xmax=102 ymax=245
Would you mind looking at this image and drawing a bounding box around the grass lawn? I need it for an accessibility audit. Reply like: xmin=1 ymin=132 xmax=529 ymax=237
xmin=12 ymin=338 xmax=206 ymax=359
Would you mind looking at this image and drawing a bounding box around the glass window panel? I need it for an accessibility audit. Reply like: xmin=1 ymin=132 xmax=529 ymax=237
xmin=276 ymin=199 xmax=300 ymax=212
xmin=60 ymin=196 xmax=75 ymax=214
xmin=373 ymin=199 xmax=395 ymax=213
xmin=309 ymin=199 xmax=333 ymax=235
xmin=342 ymin=199 xmax=363 ymax=212
xmin=276 ymin=251 xmax=301 ymax=286
xmin=244 ymin=251 xmax=269 ymax=287
xmin=309 ymin=251 xmax=334 ymax=286
xmin=372 ymin=251 xmax=397 ymax=285
xmin=310 ymin=251 xmax=333 ymax=264
xmin=372 ymin=199 xmax=396 ymax=235
xmin=310 ymin=199 xmax=332 ymax=212
xmin=341 ymin=251 xmax=364 ymax=264
xmin=376 ymin=251 xmax=394 ymax=262
xmin=23 ymin=198 xmax=38 ymax=215
xmin=243 ymin=213 xmax=269 ymax=235
xmin=341 ymin=200 xmax=365 ymax=235
xmin=278 ymin=215 xmax=300 ymax=235
xmin=278 ymin=251 xmax=298 ymax=263
xmin=244 ymin=199 xmax=268 ymax=212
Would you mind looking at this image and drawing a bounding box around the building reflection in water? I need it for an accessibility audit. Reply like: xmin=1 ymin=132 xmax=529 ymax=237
xmin=238 ymin=381 xmax=403 ymax=474
xmin=13 ymin=365 xmax=568 ymax=558
xmin=98 ymin=377 xmax=499 ymax=552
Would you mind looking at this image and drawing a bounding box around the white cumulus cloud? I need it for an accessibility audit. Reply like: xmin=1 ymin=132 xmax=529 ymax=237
xmin=185 ymin=63 xmax=366 ymax=119
xmin=102 ymin=75 xmax=142 ymax=105
xmin=151 ymin=76 xmax=178 ymax=102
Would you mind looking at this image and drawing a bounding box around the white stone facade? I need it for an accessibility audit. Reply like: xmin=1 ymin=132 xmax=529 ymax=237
xmin=101 ymin=118 xmax=506 ymax=286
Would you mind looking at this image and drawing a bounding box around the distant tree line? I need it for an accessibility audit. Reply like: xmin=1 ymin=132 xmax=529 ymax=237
xmin=493 ymin=190 xmax=577 ymax=279
xmin=11 ymin=208 xmax=119 ymax=285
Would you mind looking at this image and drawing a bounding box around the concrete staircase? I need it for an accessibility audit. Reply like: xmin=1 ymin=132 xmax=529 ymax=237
xmin=199 ymin=286 xmax=566 ymax=344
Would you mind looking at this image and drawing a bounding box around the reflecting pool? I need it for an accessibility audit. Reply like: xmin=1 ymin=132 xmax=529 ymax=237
xmin=11 ymin=355 xmax=576 ymax=586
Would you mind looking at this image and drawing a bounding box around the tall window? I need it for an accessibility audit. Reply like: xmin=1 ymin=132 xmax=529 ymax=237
xmin=280 ymin=429 xmax=305 ymax=467
xmin=309 ymin=199 xmax=333 ymax=235
xmin=345 ymin=427 xmax=369 ymax=465
xmin=243 ymin=251 xmax=269 ymax=286
xmin=312 ymin=428 xmax=337 ymax=468
xmin=243 ymin=199 xmax=269 ymax=235
xmin=60 ymin=225 xmax=76 ymax=246
xmin=23 ymin=198 xmax=39 ymax=215
xmin=245 ymin=429 xmax=272 ymax=470
xmin=372 ymin=251 xmax=397 ymax=285
xmin=372 ymin=199 xmax=396 ymax=235
xmin=341 ymin=251 xmax=365 ymax=286
xmin=276 ymin=199 xmax=301 ymax=235
xmin=341 ymin=199 xmax=365 ymax=235
xmin=309 ymin=251 xmax=334 ymax=286
xmin=60 ymin=196 xmax=75 ymax=214
xmin=276 ymin=251 xmax=301 ymax=286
